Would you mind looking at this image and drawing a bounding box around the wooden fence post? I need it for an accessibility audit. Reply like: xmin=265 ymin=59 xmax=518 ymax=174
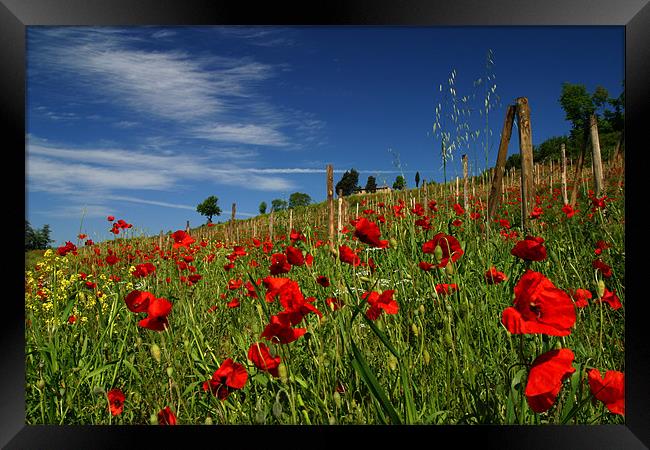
xmin=289 ymin=209 xmax=293 ymax=232
xmin=569 ymin=125 xmax=589 ymax=206
xmin=327 ymin=164 xmax=335 ymax=249
xmin=516 ymin=97 xmax=536 ymax=231
xmin=462 ymin=155 xmax=469 ymax=210
xmin=561 ymin=143 xmax=568 ymax=205
xmin=337 ymin=190 xmax=344 ymax=242
xmin=589 ymin=114 xmax=604 ymax=197
xmin=269 ymin=210 xmax=274 ymax=242
xmin=186 ymin=220 xmax=190 ymax=234
xmin=488 ymin=104 xmax=516 ymax=221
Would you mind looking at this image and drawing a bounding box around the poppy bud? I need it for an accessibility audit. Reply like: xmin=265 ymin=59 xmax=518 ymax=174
xmin=37 ymin=379 xmax=45 ymax=389
xmin=419 ymin=305 xmax=425 ymax=315
xmin=358 ymin=276 xmax=372 ymax=283
xmin=423 ymin=349 xmax=431 ymax=365
xmin=597 ymin=280 xmax=606 ymax=298
xmin=166 ymin=367 xmax=174 ymax=378
xmin=411 ymin=323 xmax=419 ymax=337
xmin=93 ymin=386 xmax=104 ymax=395
xmin=136 ymin=337 xmax=143 ymax=346
xmin=433 ymin=244 xmax=443 ymax=263
xmin=390 ymin=237 xmax=398 ymax=248
xmin=444 ymin=333 xmax=453 ymax=347
xmin=150 ymin=413 xmax=158 ymax=425
xmin=255 ymin=408 xmax=266 ymax=424
xmin=445 ymin=262 xmax=455 ymax=276
xmin=554 ymin=342 xmax=562 ymax=350
xmin=204 ymin=416 xmax=213 ymax=425
xmin=330 ymin=247 xmax=339 ymax=258
xmin=297 ymin=394 xmax=305 ymax=408
xmin=333 ymin=391 xmax=342 ymax=409
xmin=278 ymin=363 xmax=288 ymax=383
xmin=388 ymin=354 xmax=398 ymax=371
xmin=150 ymin=344 xmax=161 ymax=363
xmin=329 ymin=417 xmax=337 ymax=425
xmin=272 ymin=400 xmax=283 ymax=418
xmin=445 ymin=304 xmax=453 ymax=313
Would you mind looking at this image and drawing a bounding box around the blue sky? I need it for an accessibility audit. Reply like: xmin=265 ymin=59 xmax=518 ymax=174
xmin=26 ymin=26 xmax=624 ymax=246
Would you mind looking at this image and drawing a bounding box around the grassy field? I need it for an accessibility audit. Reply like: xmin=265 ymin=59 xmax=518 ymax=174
xmin=24 ymin=163 xmax=625 ymax=425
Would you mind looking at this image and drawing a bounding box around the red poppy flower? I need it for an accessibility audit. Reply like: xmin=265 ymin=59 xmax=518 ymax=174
xmin=530 ymin=207 xmax=543 ymax=219
xmin=171 ymin=230 xmax=195 ymax=249
xmin=138 ymin=296 xmax=173 ymax=331
xmin=203 ymin=358 xmax=248 ymax=400
xmin=362 ymin=290 xmax=399 ymax=320
xmin=107 ymin=388 xmax=125 ymax=416
xmin=570 ymin=288 xmax=592 ymax=308
xmin=290 ymin=229 xmax=306 ymax=242
xmin=285 ymin=246 xmax=305 ymax=266
xmin=599 ymin=288 xmax=622 ymax=310
xmin=470 ymin=212 xmax=481 ymax=220
xmin=485 ymin=267 xmax=508 ymax=284
xmin=188 ymin=274 xmax=202 ymax=283
xmin=56 ymin=241 xmax=78 ymax=257
xmin=248 ymin=342 xmax=281 ymax=377
xmin=418 ymin=261 xmax=434 ymax=271
xmin=525 ymin=348 xmax=576 ymax=413
xmin=511 ymin=236 xmax=547 ymax=261
xmin=411 ymin=203 xmax=425 ymax=216
xmin=226 ymin=298 xmax=240 ymax=308
xmin=594 ymin=240 xmax=611 ymax=255
xmin=125 ymin=290 xmax=155 ymax=313
xmin=435 ymin=283 xmax=458 ymax=296
xmin=428 ymin=200 xmax=438 ymax=212
xmin=269 ymin=253 xmax=291 ymax=275
xmin=261 ymin=314 xmax=307 ymax=344
xmin=453 ymin=203 xmax=465 ymax=215
xmin=353 ymin=217 xmax=388 ymax=248
xmin=561 ymin=204 xmax=577 ymax=218
xmin=67 ymin=315 xmax=77 ymax=324
xmin=501 ymin=271 xmax=576 ymax=336
xmin=305 ymin=253 xmax=314 ymax=266
xmin=339 ymin=245 xmax=361 ymax=267
xmin=157 ymin=406 xmax=177 ymax=425
xmin=588 ymin=369 xmax=624 ymax=416
xmin=85 ymin=239 xmax=94 ymax=246
xmin=316 ymin=276 xmax=330 ymax=287
xmin=132 ymin=262 xmax=156 ymax=278
xmin=592 ymin=259 xmax=613 ymax=278
xmin=107 ymin=215 xmax=115 ymax=222
xmin=499 ymin=219 xmax=511 ymax=229
xmin=422 ymin=233 xmax=464 ymax=268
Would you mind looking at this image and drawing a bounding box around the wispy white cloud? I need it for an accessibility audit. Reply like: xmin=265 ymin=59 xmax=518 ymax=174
xmin=26 ymin=142 xmax=296 ymax=194
xmin=28 ymin=27 xmax=322 ymax=148
xmin=194 ymin=123 xmax=289 ymax=146
xmin=107 ymin=195 xmax=196 ymax=210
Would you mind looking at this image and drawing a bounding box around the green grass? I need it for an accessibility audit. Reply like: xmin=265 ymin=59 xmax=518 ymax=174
xmin=24 ymin=165 xmax=625 ymax=425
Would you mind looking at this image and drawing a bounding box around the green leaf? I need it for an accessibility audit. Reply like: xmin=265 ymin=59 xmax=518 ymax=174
xmin=349 ymin=339 xmax=402 ymax=425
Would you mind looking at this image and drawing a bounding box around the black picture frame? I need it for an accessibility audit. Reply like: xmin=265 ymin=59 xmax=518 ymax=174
xmin=5 ymin=0 xmax=649 ymax=448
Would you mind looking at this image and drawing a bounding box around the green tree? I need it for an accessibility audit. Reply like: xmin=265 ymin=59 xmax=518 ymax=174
xmin=271 ymin=199 xmax=287 ymax=212
xmin=365 ymin=176 xmax=377 ymax=193
xmin=335 ymin=168 xmax=360 ymax=196
xmin=288 ymin=192 xmax=311 ymax=209
xmin=259 ymin=201 xmax=267 ymax=215
xmin=196 ymin=195 xmax=222 ymax=223
xmin=25 ymin=221 xmax=53 ymax=251
xmin=392 ymin=175 xmax=406 ymax=190
xmin=415 ymin=171 xmax=420 ymax=188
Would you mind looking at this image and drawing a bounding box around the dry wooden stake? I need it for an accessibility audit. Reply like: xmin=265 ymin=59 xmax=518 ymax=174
xmin=516 ymin=97 xmax=536 ymax=231
xmin=589 ymin=114 xmax=605 ymax=197
xmin=327 ymin=165 xmax=335 ymax=249
xmin=488 ymin=104 xmax=515 ymax=221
